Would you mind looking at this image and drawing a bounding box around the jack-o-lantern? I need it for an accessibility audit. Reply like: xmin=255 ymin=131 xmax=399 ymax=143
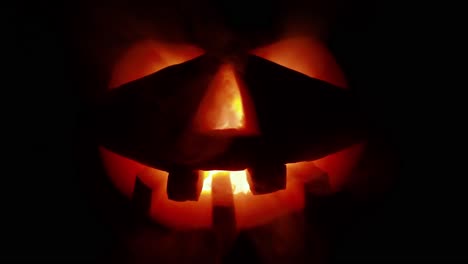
xmin=94 ymin=35 xmax=367 ymax=231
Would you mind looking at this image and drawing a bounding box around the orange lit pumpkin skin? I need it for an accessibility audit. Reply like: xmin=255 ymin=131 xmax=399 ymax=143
xmin=98 ymin=36 xmax=366 ymax=230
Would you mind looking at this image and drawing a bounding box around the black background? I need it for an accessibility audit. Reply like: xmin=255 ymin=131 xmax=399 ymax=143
xmin=8 ymin=0 xmax=465 ymax=262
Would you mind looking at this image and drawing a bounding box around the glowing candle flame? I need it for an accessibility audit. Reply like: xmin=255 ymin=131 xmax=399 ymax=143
xmin=201 ymin=170 xmax=251 ymax=195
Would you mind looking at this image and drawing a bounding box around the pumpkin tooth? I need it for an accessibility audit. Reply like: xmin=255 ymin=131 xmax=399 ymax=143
xmin=131 ymin=175 xmax=152 ymax=217
xmin=247 ymin=163 xmax=286 ymax=195
xmin=211 ymin=174 xmax=236 ymax=254
xmin=166 ymin=168 xmax=203 ymax=201
xmin=302 ymin=166 xmax=332 ymax=196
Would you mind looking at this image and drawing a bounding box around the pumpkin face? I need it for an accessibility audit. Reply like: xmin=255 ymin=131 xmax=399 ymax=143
xmin=97 ymin=36 xmax=366 ymax=230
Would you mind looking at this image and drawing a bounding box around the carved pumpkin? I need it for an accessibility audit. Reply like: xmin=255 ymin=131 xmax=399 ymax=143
xmin=96 ymin=35 xmax=367 ymax=230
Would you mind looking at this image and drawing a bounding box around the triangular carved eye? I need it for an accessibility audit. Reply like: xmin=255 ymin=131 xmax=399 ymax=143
xmin=109 ymin=40 xmax=205 ymax=89
xmin=250 ymin=36 xmax=348 ymax=89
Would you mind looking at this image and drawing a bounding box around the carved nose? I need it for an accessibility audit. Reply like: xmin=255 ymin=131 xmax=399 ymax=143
xmin=192 ymin=63 xmax=259 ymax=136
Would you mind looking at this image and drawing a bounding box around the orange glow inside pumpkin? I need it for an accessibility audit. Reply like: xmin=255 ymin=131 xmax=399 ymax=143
xmin=201 ymin=170 xmax=251 ymax=195
xmin=100 ymin=37 xmax=365 ymax=230
xmin=193 ymin=63 xmax=259 ymax=135
xmin=197 ymin=64 xmax=246 ymax=130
